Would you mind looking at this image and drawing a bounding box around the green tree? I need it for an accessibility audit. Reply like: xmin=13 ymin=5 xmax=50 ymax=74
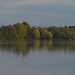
xmin=22 ymin=21 xmax=31 ymax=38
xmin=23 ymin=21 xmax=31 ymax=31
xmin=6 ymin=25 xmax=17 ymax=39
xmin=59 ymin=32 xmax=66 ymax=39
xmin=15 ymin=23 xmax=28 ymax=39
xmin=0 ymin=28 xmax=2 ymax=39
xmin=1 ymin=26 xmax=8 ymax=39
xmin=48 ymin=26 xmax=62 ymax=39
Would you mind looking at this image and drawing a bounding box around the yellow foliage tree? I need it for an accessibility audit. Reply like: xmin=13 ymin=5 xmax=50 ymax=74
xmin=47 ymin=32 xmax=53 ymax=39
xmin=33 ymin=29 xmax=40 ymax=39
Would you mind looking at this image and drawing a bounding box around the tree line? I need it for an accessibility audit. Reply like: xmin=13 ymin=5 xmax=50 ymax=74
xmin=48 ymin=26 xmax=75 ymax=39
xmin=0 ymin=21 xmax=75 ymax=40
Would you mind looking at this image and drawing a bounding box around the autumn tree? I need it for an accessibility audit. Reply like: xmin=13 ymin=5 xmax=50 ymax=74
xmin=33 ymin=29 xmax=40 ymax=39
xmin=39 ymin=28 xmax=48 ymax=39
xmin=47 ymin=32 xmax=53 ymax=39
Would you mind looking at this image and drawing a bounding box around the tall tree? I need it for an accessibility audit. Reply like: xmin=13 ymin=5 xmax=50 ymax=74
xmin=15 ymin=23 xmax=28 ymax=39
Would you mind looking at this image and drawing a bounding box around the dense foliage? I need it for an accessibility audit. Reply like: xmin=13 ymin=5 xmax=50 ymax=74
xmin=0 ymin=21 xmax=75 ymax=40
xmin=48 ymin=26 xmax=75 ymax=39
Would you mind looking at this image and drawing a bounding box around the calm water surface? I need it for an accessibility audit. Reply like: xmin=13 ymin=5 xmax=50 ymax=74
xmin=0 ymin=40 xmax=75 ymax=75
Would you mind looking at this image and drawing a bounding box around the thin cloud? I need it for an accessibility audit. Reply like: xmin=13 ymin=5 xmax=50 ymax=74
xmin=17 ymin=0 xmax=55 ymax=5
xmin=1 ymin=0 xmax=55 ymax=8
xmin=1 ymin=0 xmax=75 ymax=8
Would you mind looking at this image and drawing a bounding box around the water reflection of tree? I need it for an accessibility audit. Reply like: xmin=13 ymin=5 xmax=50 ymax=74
xmin=0 ymin=40 xmax=75 ymax=56
xmin=0 ymin=40 xmax=30 ymax=56
xmin=14 ymin=40 xmax=30 ymax=56
xmin=33 ymin=40 xmax=40 ymax=50
xmin=39 ymin=40 xmax=52 ymax=51
xmin=49 ymin=40 xmax=75 ymax=53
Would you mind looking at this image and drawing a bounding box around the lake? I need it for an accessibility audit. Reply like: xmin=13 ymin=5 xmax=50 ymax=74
xmin=0 ymin=39 xmax=75 ymax=75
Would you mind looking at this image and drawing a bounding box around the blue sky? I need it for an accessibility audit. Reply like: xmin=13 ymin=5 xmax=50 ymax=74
xmin=0 ymin=0 xmax=75 ymax=27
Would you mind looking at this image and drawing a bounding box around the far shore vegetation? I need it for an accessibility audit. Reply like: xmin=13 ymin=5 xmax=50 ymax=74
xmin=0 ymin=21 xmax=75 ymax=40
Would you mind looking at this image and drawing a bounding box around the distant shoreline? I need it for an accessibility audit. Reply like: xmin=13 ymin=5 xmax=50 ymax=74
xmin=0 ymin=21 xmax=75 ymax=40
